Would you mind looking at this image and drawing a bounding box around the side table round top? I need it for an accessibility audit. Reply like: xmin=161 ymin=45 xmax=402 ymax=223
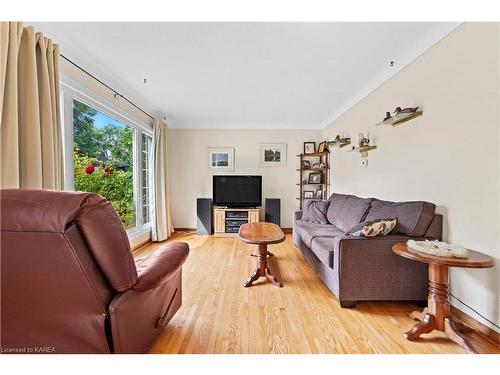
xmin=392 ymin=242 xmax=494 ymax=269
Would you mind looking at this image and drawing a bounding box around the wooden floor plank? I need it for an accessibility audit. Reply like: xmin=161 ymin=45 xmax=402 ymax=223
xmin=133 ymin=233 xmax=500 ymax=354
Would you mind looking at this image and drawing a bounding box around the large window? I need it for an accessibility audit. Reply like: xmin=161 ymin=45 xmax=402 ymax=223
xmin=62 ymin=84 xmax=153 ymax=236
xmin=73 ymin=99 xmax=136 ymax=228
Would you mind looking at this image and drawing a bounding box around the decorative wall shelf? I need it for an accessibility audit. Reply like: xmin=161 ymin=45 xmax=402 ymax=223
xmin=348 ymin=145 xmax=377 ymax=153
xmin=327 ymin=136 xmax=351 ymax=148
xmin=376 ymin=108 xmax=423 ymax=127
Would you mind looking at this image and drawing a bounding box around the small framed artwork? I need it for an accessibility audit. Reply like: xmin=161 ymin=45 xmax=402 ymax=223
xmin=315 ymin=189 xmax=323 ymax=199
xmin=304 ymin=142 xmax=316 ymax=154
xmin=208 ymin=147 xmax=234 ymax=172
xmin=317 ymin=141 xmax=327 ymax=153
xmin=308 ymin=172 xmax=322 ymax=184
xmin=301 ymin=160 xmax=311 ymax=169
xmin=303 ymin=191 xmax=314 ymax=199
xmin=260 ymin=143 xmax=287 ymax=167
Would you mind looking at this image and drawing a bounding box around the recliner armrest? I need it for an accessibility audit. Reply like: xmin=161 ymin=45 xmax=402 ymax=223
xmin=132 ymin=242 xmax=189 ymax=291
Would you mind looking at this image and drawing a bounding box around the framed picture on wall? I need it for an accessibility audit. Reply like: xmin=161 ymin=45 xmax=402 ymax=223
xmin=208 ymin=147 xmax=234 ymax=172
xmin=260 ymin=143 xmax=287 ymax=167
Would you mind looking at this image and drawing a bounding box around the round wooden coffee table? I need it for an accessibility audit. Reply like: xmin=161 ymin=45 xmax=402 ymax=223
xmin=392 ymin=242 xmax=494 ymax=353
xmin=238 ymin=222 xmax=285 ymax=288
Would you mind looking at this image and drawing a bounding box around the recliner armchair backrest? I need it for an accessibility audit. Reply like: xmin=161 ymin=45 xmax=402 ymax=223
xmin=0 ymin=189 xmax=138 ymax=353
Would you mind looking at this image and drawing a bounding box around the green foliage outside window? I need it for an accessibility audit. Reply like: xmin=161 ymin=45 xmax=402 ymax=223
xmin=73 ymin=100 xmax=135 ymax=229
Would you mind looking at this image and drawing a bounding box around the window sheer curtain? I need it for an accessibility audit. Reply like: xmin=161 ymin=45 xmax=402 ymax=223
xmin=151 ymin=118 xmax=173 ymax=241
xmin=0 ymin=22 xmax=63 ymax=189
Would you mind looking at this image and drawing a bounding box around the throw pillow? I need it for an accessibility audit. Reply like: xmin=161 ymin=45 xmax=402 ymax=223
xmin=301 ymin=200 xmax=329 ymax=224
xmin=346 ymin=218 xmax=397 ymax=237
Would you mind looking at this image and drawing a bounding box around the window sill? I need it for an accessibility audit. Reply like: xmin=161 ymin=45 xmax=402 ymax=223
xmin=127 ymin=223 xmax=151 ymax=240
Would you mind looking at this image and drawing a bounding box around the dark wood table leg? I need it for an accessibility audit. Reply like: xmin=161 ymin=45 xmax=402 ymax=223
xmin=403 ymin=263 xmax=477 ymax=353
xmin=244 ymin=244 xmax=282 ymax=288
xmin=445 ymin=318 xmax=477 ymax=353
xmin=404 ymin=314 xmax=435 ymax=340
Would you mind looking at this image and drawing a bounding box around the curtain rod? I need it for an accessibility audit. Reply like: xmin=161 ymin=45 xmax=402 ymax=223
xmin=60 ymin=54 xmax=155 ymax=121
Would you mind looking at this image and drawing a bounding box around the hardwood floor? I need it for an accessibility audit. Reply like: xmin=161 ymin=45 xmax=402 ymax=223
xmin=134 ymin=232 xmax=500 ymax=354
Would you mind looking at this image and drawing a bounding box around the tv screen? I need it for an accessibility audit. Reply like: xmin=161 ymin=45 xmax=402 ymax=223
xmin=213 ymin=175 xmax=262 ymax=207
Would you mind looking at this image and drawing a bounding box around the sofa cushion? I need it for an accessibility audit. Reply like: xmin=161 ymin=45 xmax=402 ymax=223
xmin=364 ymin=199 xmax=436 ymax=237
xmin=326 ymin=193 xmax=372 ymax=232
xmin=302 ymin=200 xmax=329 ymax=224
xmin=310 ymin=237 xmax=336 ymax=268
xmin=299 ymin=222 xmax=344 ymax=248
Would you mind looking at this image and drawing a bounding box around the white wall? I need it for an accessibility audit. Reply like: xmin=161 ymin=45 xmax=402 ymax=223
xmin=322 ymin=23 xmax=500 ymax=331
xmin=168 ymin=129 xmax=321 ymax=228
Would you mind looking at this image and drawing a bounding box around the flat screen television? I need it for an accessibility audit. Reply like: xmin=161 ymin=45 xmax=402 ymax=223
xmin=213 ymin=175 xmax=262 ymax=207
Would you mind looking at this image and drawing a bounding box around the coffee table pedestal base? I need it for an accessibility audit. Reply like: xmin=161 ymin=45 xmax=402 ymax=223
xmin=404 ymin=264 xmax=476 ymax=353
xmin=244 ymin=244 xmax=282 ymax=288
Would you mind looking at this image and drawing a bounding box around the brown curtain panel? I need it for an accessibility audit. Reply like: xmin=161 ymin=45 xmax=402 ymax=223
xmin=0 ymin=22 xmax=63 ymax=189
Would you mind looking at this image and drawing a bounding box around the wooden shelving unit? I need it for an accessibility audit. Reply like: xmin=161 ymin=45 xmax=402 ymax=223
xmin=297 ymin=151 xmax=330 ymax=209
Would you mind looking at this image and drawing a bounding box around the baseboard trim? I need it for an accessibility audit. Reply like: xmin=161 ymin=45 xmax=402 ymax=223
xmin=451 ymin=306 xmax=499 ymax=344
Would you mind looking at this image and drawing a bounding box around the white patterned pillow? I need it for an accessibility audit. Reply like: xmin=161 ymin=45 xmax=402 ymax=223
xmin=346 ymin=218 xmax=397 ymax=237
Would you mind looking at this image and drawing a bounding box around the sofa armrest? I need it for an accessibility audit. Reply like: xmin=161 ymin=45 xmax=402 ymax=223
xmin=294 ymin=210 xmax=303 ymax=221
xmin=333 ymin=235 xmax=428 ymax=301
xmin=132 ymin=242 xmax=189 ymax=291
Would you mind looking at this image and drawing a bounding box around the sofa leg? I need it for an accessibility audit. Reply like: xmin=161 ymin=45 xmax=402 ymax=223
xmin=340 ymin=300 xmax=357 ymax=308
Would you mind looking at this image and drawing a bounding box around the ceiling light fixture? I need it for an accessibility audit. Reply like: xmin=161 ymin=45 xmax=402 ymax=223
xmin=389 ymin=61 xmax=395 ymax=67
xmin=143 ymin=78 xmax=149 ymax=84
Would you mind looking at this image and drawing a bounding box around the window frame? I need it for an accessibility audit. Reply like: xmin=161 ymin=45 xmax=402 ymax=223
xmin=60 ymin=75 xmax=153 ymax=240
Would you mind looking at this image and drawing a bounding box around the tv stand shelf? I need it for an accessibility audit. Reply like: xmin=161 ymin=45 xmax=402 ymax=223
xmin=214 ymin=207 xmax=260 ymax=237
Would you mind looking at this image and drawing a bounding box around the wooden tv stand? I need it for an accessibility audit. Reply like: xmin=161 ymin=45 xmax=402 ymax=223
xmin=213 ymin=207 xmax=260 ymax=237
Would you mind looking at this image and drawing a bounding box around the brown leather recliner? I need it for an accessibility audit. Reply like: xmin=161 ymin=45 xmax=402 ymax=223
xmin=0 ymin=189 xmax=189 ymax=353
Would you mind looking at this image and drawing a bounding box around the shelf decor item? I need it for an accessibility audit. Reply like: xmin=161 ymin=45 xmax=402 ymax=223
xmin=317 ymin=141 xmax=327 ymax=153
xmin=301 ymin=160 xmax=311 ymax=169
xmin=208 ymin=147 xmax=234 ymax=172
xmin=308 ymin=172 xmax=322 ymax=184
xmin=349 ymin=133 xmax=377 ymax=158
xmin=327 ymin=135 xmax=351 ymax=148
xmin=376 ymin=106 xmax=423 ymax=127
xmin=303 ymin=191 xmax=314 ymax=199
xmin=315 ymin=189 xmax=323 ymax=199
xmin=260 ymin=143 xmax=287 ymax=167
xmin=303 ymin=142 xmax=316 ymax=154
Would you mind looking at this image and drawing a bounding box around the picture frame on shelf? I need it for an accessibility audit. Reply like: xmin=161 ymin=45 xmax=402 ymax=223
xmin=317 ymin=141 xmax=327 ymax=153
xmin=303 ymin=142 xmax=316 ymax=154
xmin=315 ymin=189 xmax=323 ymax=199
xmin=303 ymin=191 xmax=314 ymax=199
xmin=208 ymin=147 xmax=234 ymax=172
xmin=301 ymin=160 xmax=311 ymax=169
xmin=260 ymin=143 xmax=287 ymax=167
xmin=308 ymin=172 xmax=322 ymax=184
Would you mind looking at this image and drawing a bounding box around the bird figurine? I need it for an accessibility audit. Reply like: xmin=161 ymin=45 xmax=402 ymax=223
xmin=358 ymin=133 xmax=370 ymax=148
xmin=382 ymin=111 xmax=393 ymax=124
xmin=394 ymin=106 xmax=419 ymax=116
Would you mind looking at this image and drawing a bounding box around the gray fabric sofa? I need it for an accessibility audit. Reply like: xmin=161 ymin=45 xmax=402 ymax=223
xmin=292 ymin=193 xmax=443 ymax=308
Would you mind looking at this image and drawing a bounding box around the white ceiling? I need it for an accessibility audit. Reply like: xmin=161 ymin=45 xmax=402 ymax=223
xmin=31 ymin=22 xmax=459 ymax=129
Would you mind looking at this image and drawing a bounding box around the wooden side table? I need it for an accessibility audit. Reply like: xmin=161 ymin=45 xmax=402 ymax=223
xmin=392 ymin=243 xmax=494 ymax=353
